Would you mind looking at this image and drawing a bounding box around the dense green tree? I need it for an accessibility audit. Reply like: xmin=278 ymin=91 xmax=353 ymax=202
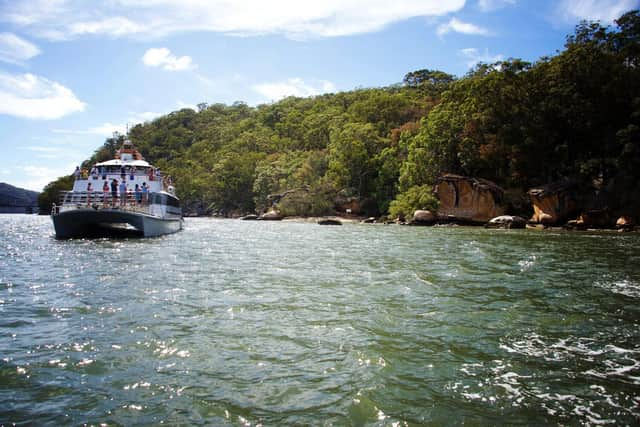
xmin=38 ymin=175 xmax=74 ymax=214
xmin=40 ymin=10 xmax=640 ymax=220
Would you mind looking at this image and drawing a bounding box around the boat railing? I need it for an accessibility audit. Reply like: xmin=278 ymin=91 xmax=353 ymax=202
xmin=75 ymin=174 xmax=172 ymax=191
xmin=56 ymin=191 xmax=155 ymax=215
xmin=80 ymin=170 xmax=162 ymax=181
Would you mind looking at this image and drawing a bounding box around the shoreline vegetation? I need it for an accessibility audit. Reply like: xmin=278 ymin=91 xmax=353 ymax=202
xmin=39 ymin=11 xmax=640 ymax=232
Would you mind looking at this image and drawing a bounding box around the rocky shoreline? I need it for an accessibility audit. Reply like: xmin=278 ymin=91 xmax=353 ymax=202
xmin=221 ymin=173 xmax=639 ymax=233
xmin=226 ymin=212 xmax=639 ymax=232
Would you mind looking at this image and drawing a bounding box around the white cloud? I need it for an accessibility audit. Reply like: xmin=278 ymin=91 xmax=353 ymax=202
xmin=52 ymin=108 xmax=173 ymax=136
xmin=21 ymin=146 xmax=61 ymax=152
xmin=142 ymin=47 xmax=194 ymax=71
xmin=0 ymin=72 xmax=85 ymax=120
xmin=0 ymin=0 xmax=68 ymax=27
xmin=52 ymin=124 xmax=122 ymax=136
xmin=19 ymin=145 xmax=64 ymax=160
xmin=460 ymin=47 xmax=504 ymax=67
xmin=130 ymin=111 xmax=162 ymax=122
xmin=0 ymin=32 xmax=40 ymax=64
xmin=557 ymin=0 xmax=638 ymax=24
xmin=478 ymin=0 xmax=516 ymax=12
xmin=68 ymin=16 xmax=145 ymax=37
xmin=253 ymin=78 xmax=337 ymax=101
xmin=1 ymin=0 xmax=467 ymax=40
xmin=437 ymin=17 xmax=490 ymax=36
xmin=19 ymin=163 xmax=77 ymax=191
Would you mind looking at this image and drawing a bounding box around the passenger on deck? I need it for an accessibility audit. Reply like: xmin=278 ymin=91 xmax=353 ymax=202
xmin=102 ymin=181 xmax=109 ymax=206
xmin=119 ymin=180 xmax=127 ymax=206
xmin=142 ymin=182 xmax=149 ymax=205
xmin=110 ymin=179 xmax=118 ymax=207
xmin=73 ymin=166 xmax=81 ymax=180
xmin=135 ymin=184 xmax=142 ymax=205
xmin=86 ymin=182 xmax=92 ymax=206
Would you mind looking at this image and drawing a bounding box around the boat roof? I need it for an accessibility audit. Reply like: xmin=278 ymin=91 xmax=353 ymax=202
xmin=95 ymin=159 xmax=151 ymax=167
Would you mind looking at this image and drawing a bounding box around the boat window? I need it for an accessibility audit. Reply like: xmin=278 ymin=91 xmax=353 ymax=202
xmin=149 ymin=193 xmax=180 ymax=207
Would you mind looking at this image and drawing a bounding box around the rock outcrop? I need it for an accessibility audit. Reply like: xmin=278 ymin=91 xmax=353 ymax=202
xmin=435 ymin=174 xmax=504 ymax=224
xmin=485 ymin=215 xmax=527 ymax=229
xmin=527 ymin=180 xmax=577 ymax=225
xmin=616 ymin=215 xmax=636 ymax=231
xmin=411 ymin=210 xmax=436 ymax=225
xmin=259 ymin=210 xmax=283 ymax=220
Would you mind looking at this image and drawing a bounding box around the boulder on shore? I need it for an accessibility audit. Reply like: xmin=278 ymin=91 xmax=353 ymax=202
xmin=240 ymin=214 xmax=259 ymax=220
xmin=318 ymin=218 xmax=342 ymax=225
xmin=485 ymin=215 xmax=527 ymax=229
xmin=259 ymin=210 xmax=283 ymax=221
xmin=411 ymin=210 xmax=436 ymax=225
xmin=435 ymin=174 xmax=504 ymax=224
xmin=616 ymin=215 xmax=636 ymax=231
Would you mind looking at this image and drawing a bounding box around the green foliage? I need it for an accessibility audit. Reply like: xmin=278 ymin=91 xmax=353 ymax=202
xmin=399 ymin=10 xmax=640 ymax=214
xmin=38 ymin=175 xmax=74 ymax=214
xmin=40 ymin=10 xmax=640 ymax=219
xmin=388 ymin=185 xmax=439 ymax=220
xmin=276 ymin=183 xmax=335 ymax=217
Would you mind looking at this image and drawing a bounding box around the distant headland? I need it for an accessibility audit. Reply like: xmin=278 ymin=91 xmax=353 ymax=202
xmin=0 ymin=183 xmax=39 ymax=214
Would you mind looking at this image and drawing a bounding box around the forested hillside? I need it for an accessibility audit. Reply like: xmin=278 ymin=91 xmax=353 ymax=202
xmin=40 ymin=11 xmax=640 ymax=219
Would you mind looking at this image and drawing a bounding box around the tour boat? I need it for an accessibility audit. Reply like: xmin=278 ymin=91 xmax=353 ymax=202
xmin=51 ymin=140 xmax=183 ymax=238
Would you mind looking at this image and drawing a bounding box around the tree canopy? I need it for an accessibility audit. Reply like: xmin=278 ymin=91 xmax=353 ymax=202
xmin=40 ymin=11 xmax=640 ymax=219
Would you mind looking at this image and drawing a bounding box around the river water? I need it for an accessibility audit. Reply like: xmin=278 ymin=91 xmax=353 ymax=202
xmin=0 ymin=215 xmax=639 ymax=425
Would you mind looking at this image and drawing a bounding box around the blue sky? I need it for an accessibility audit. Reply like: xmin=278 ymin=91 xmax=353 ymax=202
xmin=0 ymin=0 xmax=638 ymax=191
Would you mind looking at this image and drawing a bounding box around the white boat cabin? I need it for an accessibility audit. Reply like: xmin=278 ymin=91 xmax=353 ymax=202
xmin=72 ymin=140 xmax=167 ymax=195
xmin=60 ymin=140 xmax=180 ymax=218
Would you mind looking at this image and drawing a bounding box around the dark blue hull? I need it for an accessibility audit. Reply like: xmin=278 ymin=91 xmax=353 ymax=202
xmin=51 ymin=208 xmax=182 ymax=239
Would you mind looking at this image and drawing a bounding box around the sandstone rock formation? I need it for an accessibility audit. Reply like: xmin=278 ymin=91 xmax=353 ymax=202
xmin=616 ymin=215 xmax=636 ymax=231
xmin=527 ymin=180 xmax=577 ymax=225
xmin=435 ymin=174 xmax=504 ymax=224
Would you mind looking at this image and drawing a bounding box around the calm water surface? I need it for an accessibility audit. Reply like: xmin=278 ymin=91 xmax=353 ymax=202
xmin=0 ymin=215 xmax=639 ymax=426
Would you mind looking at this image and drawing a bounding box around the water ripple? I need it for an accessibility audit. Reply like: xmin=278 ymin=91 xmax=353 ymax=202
xmin=0 ymin=216 xmax=639 ymax=425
